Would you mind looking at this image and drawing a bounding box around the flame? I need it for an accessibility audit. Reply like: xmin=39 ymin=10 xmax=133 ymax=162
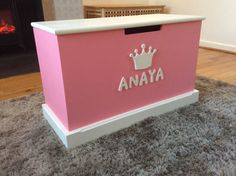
xmin=0 ymin=19 xmax=16 ymax=34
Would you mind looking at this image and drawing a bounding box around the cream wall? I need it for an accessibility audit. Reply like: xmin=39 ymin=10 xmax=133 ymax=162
xmin=54 ymin=0 xmax=83 ymax=20
xmin=149 ymin=0 xmax=236 ymax=52
xmin=42 ymin=0 xmax=83 ymax=20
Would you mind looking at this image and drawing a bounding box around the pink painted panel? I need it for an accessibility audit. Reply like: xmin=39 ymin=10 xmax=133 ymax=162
xmin=57 ymin=21 xmax=202 ymax=131
xmin=33 ymin=29 xmax=69 ymax=129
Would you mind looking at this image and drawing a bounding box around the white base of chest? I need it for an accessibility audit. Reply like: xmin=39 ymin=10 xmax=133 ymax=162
xmin=42 ymin=89 xmax=199 ymax=148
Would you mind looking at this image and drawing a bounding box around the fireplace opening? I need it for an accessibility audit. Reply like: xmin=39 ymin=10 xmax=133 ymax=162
xmin=0 ymin=10 xmax=16 ymax=34
xmin=0 ymin=1 xmax=19 ymax=47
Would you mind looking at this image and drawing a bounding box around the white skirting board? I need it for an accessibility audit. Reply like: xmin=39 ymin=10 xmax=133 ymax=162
xmin=42 ymin=89 xmax=199 ymax=148
xmin=200 ymin=40 xmax=236 ymax=53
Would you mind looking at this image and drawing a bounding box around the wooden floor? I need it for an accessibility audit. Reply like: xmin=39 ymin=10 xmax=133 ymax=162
xmin=197 ymin=48 xmax=236 ymax=84
xmin=0 ymin=48 xmax=236 ymax=101
xmin=0 ymin=72 xmax=42 ymax=101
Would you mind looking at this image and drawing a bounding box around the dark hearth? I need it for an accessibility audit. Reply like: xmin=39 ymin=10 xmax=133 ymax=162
xmin=0 ymin=51 xmax=39 ymax=79
xmin=0 ymin=0 xmax=44 ymax=78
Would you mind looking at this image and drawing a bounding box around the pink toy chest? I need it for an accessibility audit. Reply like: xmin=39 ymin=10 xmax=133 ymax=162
xmin=32 ymin=14 xmax=204 ymax=148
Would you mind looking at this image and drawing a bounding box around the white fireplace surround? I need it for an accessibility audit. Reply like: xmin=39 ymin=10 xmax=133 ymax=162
xmin=42 ymin=0 xmax=83 ymax=21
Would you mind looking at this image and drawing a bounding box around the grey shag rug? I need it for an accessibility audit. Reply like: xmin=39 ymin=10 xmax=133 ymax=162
xmin=1 ymin=77 xmax=236 ymax=176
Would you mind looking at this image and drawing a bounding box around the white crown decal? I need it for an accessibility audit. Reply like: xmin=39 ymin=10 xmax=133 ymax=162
xmin=129 ymin=44 xmax=157 ymax=70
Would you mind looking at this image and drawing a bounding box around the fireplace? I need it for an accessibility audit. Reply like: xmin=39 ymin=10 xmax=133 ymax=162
xmin=0 ymin=0 xmax=44 ymax=52
xmin=0 ymin=0 xmax=44 ymax=78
